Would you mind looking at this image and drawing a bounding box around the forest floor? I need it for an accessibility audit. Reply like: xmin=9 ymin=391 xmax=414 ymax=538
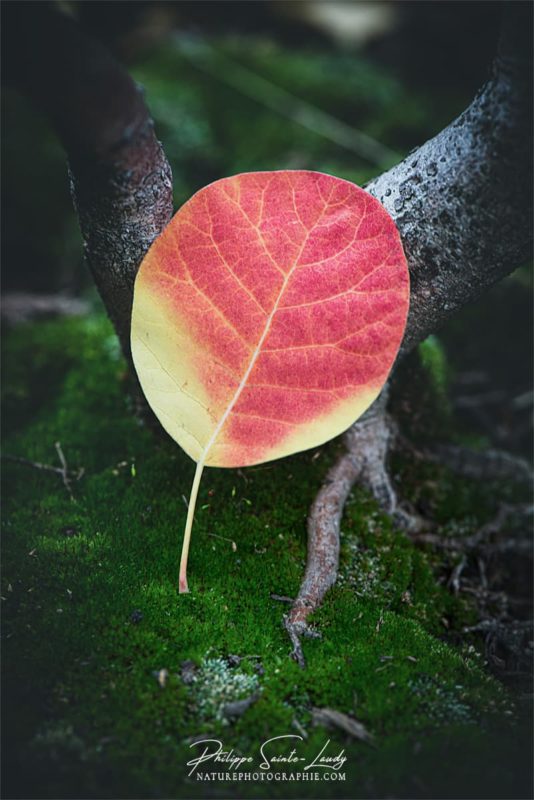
xmin=2 ymin=291 xmax=532 ymax=799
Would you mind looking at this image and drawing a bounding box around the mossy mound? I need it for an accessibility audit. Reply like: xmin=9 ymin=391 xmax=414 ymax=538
xmin=2 ymin=314 xmax=531 ymax=799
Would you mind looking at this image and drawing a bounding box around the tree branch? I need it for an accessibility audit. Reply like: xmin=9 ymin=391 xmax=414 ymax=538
xmin=3 ymin=2 xmax=173 ymax=358
xmin=366 ymin=3 xmax=532 ymax=355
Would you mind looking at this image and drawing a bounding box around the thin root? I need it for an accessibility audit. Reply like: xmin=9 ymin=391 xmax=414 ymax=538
xmin=284 ymin=389 xmax=419 ymax=667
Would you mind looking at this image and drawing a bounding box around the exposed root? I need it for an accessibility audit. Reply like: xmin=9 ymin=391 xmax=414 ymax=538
xmin=283 ymin=615 xmax=322 ymax=669
xmin=425 ymin=444 xmax=532 ymax=485
xmin=284 ymin=390 xmax=424 ymax=667
xmin=448 ymin=555 xmax=468 ymax=595
xmin=413 ymin=503 xmax=533 ymax=553
xmin=427 ymin=501 xmax=533 ymax=674
xmin=284 ymin=381 xmax=533 ymax=667
xmin=396 ymin=432 xmax=533 ymax=488
xmin=463 ymin=619 xmax=534 ymax=673
xmin=284 ymin=437 xmax=361 ymax=668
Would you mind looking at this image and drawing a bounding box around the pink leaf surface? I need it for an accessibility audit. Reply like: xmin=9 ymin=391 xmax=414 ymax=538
xmin=130 ymin=170 xmax=409 ymax=591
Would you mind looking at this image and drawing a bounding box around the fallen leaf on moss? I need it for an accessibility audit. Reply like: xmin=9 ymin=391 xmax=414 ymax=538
xmin=131 ymin=170 xmax=409 ymax=592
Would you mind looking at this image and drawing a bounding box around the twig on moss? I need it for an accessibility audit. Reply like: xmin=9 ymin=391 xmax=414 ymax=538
xmin=448 ymin=556 xmax=467 ymax=595
xmin=312 ymin=707 xmax=374 ymax=745
xmin=3 ymin=454 xmax=66 ymax=476
xmin=176 ymin=34 xmax=399 ymax=169
xmin=222 ymin=691 xmax=260 ymax=721
xmin=270 ymin=594 xmax=293 ymax=604
xmin=205 ymin=532 xmax=237 ymax=551
xmin=1 ymin=292 xmax=90 ymax=325
xmin=2 ymin=445 xmax=83 ymax=500
xmin=55 ymin=441 xmax=74 ymax=500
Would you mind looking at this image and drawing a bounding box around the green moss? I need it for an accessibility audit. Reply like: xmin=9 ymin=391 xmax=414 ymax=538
xmin=419 ymin=335 xmax=450 ymax=397
xmin=2 ymin=315 xmax=531 ymax=799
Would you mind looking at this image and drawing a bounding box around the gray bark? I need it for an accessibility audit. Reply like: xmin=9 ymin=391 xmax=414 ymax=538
xmin=367 ymin=10 xmax=532 ymax=355
xmin=69 ymin=126 xmax=173 ymax=359
xmin=5 ymin=3 xmax=173 ymax=359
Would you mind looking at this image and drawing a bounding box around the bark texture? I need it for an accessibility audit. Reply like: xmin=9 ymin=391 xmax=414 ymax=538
xmin=4 ymin=2 xmax=173 ymax=358
xmin=367 ymin=6 xmax=532 ymax=355
xmin=69 ymin=127 xmax=173 ymax=359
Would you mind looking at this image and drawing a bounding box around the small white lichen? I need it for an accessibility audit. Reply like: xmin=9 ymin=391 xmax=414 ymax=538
xmin=189 ymin=657 xmax=260 ymax=725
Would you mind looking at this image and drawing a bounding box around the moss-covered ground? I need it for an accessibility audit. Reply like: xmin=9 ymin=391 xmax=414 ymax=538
xmin=2 ymin=313 xmax=531 ymax=799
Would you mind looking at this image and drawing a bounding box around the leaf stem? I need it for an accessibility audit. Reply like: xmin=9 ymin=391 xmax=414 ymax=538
xmin=179 ymin=460 xmax=205 ymax=593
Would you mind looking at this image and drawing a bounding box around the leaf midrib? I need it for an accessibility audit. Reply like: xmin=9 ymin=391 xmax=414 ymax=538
xmin=197 ymin=185 xmax=335 ymax=466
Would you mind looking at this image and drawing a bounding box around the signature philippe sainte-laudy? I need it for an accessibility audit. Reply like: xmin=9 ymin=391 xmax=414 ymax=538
xmin=186 ymin=735 xmax=348 ymax=776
